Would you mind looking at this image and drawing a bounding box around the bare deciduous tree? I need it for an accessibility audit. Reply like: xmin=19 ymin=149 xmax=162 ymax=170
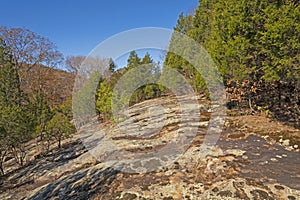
xmin=65 ymin=55 xmax=85 ymax=74
xmin=0 ymin=26 xmax=64 ymax=94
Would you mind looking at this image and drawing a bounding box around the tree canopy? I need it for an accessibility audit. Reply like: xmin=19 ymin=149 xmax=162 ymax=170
xmin=165 ymin=0 xmax=299 ymax=88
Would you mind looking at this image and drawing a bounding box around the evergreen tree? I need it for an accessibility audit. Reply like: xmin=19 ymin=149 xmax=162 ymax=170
xmin=108 ymin=58 xmax=116 ymax=73
xmin=165 ymin=0 xmax=299 ymax=92
xmin=260 ymin=2 xmax=300 ymax=82
xmin=0 ymin=125 xmax=8 ymax=174
xmin=0 ymin=39 xmax=34 ymax=167
xmin=127 ymin=51 xmax=141 ymax=69
xmin=129 ymin=52 xmax=160 ymax=104
xmin=33 ymin=93 xmax=53 ymax=145
xmin=174 ymin=13 xmax=193 ymax=34
xmin=96 ymin=80 xmax=112 ymax=120
xmin=141 ymin=52 xmax=153 ymax=64
xmin=46 ymin=112 xmax=75 ymax=149
xmin=53 ymin=99 xmax=73 ymax=120
xmin=73 ymin=71 xmax=101 ymax=126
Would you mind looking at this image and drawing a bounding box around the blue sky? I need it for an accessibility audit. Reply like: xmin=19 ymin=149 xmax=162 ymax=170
xmin=0 ymin=0 xmax=198 ymax=67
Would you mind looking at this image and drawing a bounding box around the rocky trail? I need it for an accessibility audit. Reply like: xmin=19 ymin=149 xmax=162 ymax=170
xmin=0 ymin=95 xmax=299 ymax=200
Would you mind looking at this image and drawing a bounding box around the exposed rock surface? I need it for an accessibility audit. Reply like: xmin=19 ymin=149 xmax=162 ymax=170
xmin=0 ymin=95 xmax=299 ymax=199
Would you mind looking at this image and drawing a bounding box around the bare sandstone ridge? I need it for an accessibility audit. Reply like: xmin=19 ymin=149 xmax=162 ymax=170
xmin=0 ymin=95 xmax=299 ymax=200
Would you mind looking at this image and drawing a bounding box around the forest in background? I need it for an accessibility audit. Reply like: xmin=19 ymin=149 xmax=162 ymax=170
xmin=92 ymin=0 xmax=299 ymax=125
xmin=165 ymin=0 xmax=299 ymax=126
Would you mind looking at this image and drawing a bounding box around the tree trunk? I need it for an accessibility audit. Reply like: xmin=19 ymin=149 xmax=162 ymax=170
xmin=58 ymin=137 xmax=61 ymax=149
xmin=0 ymin=165 xmax=4 ymax=175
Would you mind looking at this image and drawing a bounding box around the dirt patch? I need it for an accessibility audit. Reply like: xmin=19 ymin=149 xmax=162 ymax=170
xmin=227 ymin=115 xmax=300 ymax=146
xmin=227 ymin=132 xmax=247 ymax=139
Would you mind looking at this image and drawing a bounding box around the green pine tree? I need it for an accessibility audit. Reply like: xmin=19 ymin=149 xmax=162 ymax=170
xmin=96 ymin=80 xmax=112 ymax=121
xmin=46 ymin=112 xmax=75 ymax=149
xmin=0 ymin=39 xmax=34 ymax=167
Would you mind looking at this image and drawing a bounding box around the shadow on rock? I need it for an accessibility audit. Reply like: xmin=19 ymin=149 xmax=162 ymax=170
xmin=27 ymin=165 xmax=119 ymax=200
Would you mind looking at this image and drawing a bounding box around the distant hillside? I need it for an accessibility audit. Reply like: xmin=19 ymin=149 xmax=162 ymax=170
xmin=20 ymin=65 xmax=75 ymax=107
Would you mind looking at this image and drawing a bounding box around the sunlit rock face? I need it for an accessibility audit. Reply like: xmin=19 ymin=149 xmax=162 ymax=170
xmin=0 ymin=94 xmax=299 ymax=200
